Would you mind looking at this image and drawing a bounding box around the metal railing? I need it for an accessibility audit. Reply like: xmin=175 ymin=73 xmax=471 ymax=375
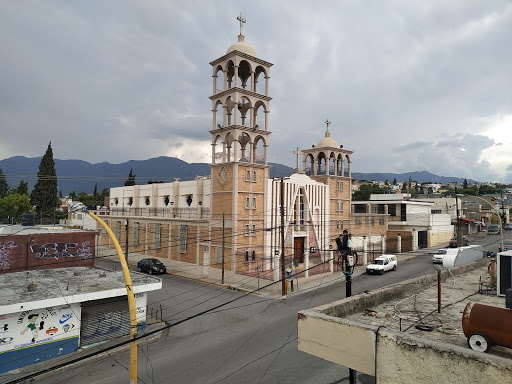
xmin=103 ymin=207 xmax=211 ymax=220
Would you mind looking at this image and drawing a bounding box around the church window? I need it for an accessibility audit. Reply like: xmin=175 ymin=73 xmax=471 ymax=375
xmin=336 ymin=201 xmax=343 ymax=212
xmin=245 ymin=197 xmax=250 ymax=209
xmin=178 ymin=225 xmax=188 ymax=253
xmin=154 ymin=223 xmax=161 ymax=249
xmin=252 ymin=197 xmax=256 ymax=209
xmin=355 ymin=217 xmax=362 ymax=226
xmin=379 ymin=217 xmax=385 ymax=225
xmin=246 ymin=170 xmax=251 ymax=181
xmin=252 ymin=170 xmax=257 ymax=182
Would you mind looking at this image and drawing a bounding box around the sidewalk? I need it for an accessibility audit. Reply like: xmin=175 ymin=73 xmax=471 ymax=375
xmin=97 ymin=243 xmax=446 ymax=299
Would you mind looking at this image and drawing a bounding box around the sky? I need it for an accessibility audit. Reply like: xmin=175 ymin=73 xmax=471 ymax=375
xmin=0 ymin=1 xmax=511 ymax=183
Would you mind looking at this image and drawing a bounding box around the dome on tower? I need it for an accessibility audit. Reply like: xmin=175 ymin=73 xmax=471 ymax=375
xmin=316 ymin=131 xmax=339 ymax=148
xmin=226 ymin=35 xmax=257 ymax=57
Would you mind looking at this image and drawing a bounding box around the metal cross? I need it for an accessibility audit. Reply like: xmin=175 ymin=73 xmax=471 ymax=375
xmin=237 ymin=12 xmax=246 ymax=35
xmin=325 ymin=119 xmax=331 ymax=132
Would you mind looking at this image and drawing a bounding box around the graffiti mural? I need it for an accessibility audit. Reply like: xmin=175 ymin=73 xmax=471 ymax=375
xmin=30 ymin=241 xmax=92 ymax=260
xmin=0 ymin=241 xmax=16 ymax=270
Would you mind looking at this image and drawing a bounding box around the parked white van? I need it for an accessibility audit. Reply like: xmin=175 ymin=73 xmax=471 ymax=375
xmin=366 ymin=255 xmax=397 ymax=275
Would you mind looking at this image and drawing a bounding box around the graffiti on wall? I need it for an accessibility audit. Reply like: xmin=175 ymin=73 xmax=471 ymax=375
xmin=30 ymin=241 xmax=93 ymax=260
xmin=0 ymin=241 xmax=17 ymax=270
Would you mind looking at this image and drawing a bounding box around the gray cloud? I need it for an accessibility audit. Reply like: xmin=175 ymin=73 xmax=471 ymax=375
xmin=0 ymin=1 xmax=511 ymax=182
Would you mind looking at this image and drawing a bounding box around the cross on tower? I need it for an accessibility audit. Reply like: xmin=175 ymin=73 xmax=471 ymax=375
xmin=237 ymin=12 xmax=246 ymax=35
xmin=325 ymin=119 xmax=331 ymax=132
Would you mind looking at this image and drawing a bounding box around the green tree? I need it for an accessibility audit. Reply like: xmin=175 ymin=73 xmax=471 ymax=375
xmin=0 ymin=194 xmax=33 ymax=224
xmin=93 ymin=183 xmax=98 ymax=197
xmin=69 ymin=191 xmax=77 ymax=200
xmin=0 ymin=169 xmax=9 ymax=198
xmin=463 ymin=178 xmax=468 ymax=189
xmin=125 ymin=168 xmax=136 ymax=186
xmin=30 ymin=142 xmax=58 ymax=223
xmin=11 ymin=180 xmax=29 ymax=196
xmin=393 ymin=178 xmax=397 ymax=185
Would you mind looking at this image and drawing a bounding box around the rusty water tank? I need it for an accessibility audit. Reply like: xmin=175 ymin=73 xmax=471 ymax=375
xmin=462 ymin=302 xmax=512 ymax=353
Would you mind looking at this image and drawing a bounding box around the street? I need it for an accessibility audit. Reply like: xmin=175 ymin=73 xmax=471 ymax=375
xmin=13 ymin=231 xmax=510 ymax=384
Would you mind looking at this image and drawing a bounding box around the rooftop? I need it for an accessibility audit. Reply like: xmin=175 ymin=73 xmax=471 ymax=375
xmin=0 ymin=225 xmax=94 ymax=236
xmin=0 ymin=267 xmax=162 ymax=314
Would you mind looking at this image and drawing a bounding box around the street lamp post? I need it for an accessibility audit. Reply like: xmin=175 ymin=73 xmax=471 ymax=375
xmin=455 ymin=188 xmax=464 ymax=247
xmin=69 ymin=202 xmax=138 ymax=384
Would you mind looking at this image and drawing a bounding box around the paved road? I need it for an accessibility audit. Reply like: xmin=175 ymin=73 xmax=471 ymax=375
xmin=25 ymin=231 xmax=512 ymax=384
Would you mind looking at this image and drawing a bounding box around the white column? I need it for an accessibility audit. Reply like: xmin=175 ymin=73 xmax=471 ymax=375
xmin=264 ymin=110 xmax=269 ymax=130
xmin=381 ymin=235 xmax=386 ymax=254
xmin=251 ymin=71 xmax=255 ymax=91
xmin=234 ymin=65 xmax=239 ymax=88
xmin=222 ymin=141 xmax=226 ymax=163
xmin=363 ymin=236 xmax=368 ymax=265
xmin=329 ymin=250 xmax=333 ymax=273
xmin=265 ymin=76 xmax=270 ymax=96
xmin=212 ymin=74 xmax=217 ymax=95
xmin=412 ymin=229 xmax=418 ymax=252
xmin=249 ymin=107 xmax=254 ymax=128
xmin=397 ymin=234 xmax=402 ymax=253
xmin=223 ymin=70 xmax=228 ymax=90
xmin=223 ymin=105 xmax=227 ymax=126
xmin=264 ymin=144 xmax=269 ymax=165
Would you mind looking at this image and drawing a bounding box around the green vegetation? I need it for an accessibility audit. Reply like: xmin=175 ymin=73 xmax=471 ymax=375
xmin=30 ymin=142 xmax=58 ymax=223
xmin=125 ymin=168 xmax=136 ymax=186
xmin=0 ymin=169 xmax=8 ymax=198
xmin=0 ymin=194 xmax=33 ymax=224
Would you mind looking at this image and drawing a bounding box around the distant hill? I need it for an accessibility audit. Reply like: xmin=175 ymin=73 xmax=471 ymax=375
xmin=0 ymin=156 xmax=294 ymax=195
xmin=0 ymin=156 xmax=475 ymax=195
xmin=351 ymin=170 xmax=476 ymax=185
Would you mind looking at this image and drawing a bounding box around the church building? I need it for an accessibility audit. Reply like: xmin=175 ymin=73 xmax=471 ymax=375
xmin=101 ymin=17 xmax=356 ymax=280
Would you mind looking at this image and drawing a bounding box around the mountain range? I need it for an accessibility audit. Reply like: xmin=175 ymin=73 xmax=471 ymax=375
xmin=0 ymin=156 xmax=474 ymax=195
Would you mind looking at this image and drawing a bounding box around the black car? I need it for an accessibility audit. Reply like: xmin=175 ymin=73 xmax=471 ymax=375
xmin=137 ymin=258 xmax=166 ymax=274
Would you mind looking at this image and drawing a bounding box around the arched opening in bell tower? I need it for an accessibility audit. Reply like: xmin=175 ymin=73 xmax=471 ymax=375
xmin=226 ymin=61 xmax=235 ymax=89
xmin=225 ymin=132 xmax=236 ymax=162
xmin=254 ymin=135 xmax=266 ymax=165
xmin=213 ymin=65 xmax=224 ymax=94
xmin=238 ymin=96 xmax=251 ymax=127
xmin=305 ymin=154 xmax=314 ymax=176
xmin=329 ymin=152 xmax=336 ymax=175
xmin=238 ymin=132 xmax=251 ymax=162
xmin=254 ymin=66 xmax=267 ymax=94
xmin=213 ymin=100 xmax=224 ymax=129
xmin=317 ymin=152 xmax=327 ymax=175
xmin=253 ymin=101 xmax=266 ymax=129
xmin=336 ymin=154 xmax=344 ymax=176
xmin=238 ymin=60 xmax=252 ymax=89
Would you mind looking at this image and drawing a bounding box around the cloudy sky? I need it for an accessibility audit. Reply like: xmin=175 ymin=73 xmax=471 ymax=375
xmin=1 ymin=1 xmax=511 ymax=182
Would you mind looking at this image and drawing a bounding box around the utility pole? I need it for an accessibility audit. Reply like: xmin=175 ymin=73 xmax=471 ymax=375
xmin=501 ymin=190 xmax=506 ymax=224
xmin=455 ymin=187 xmax=463 ymax=247
xmin=222 ymin=212 xmax=225 ymax=284
xmin=335 ymin=231 xmax=356 ymax=383
xmin=280 ymin=179 xmax=286 ymax=296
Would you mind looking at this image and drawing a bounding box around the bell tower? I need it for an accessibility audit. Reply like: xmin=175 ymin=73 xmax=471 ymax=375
xmin=209 ymin=14 xmax=273 ymax=272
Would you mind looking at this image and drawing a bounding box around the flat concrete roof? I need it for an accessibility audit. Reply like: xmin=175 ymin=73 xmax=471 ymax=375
xmin=0 ymin=267 xmax=162 ymax=314
xmin=344 ymin=264 xmax=512 ymax=359
xmin=0 ymin=225 xmax=95 ymax=236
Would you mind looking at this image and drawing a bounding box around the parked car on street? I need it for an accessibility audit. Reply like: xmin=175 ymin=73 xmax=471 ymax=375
xmin=137 ymin=258 xmax=166 ymax=274
xmin=449 ymin=236 xmax=469 ymax=247
xmin=366 ymin=255 xmax=397 ymax=275
xmin=488 ymin=224 xmax=500 ymax=235
xmin=499 ymin=240 xmax=512 ymax=253
xmin=503 ymin=223 xmax=512 ymax=230
xmin=432 ymin=249 xmax=448 ymax=264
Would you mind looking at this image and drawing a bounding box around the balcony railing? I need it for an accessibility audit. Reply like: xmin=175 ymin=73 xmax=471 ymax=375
xmin=103 ymin=207 xmax=210 ymax=220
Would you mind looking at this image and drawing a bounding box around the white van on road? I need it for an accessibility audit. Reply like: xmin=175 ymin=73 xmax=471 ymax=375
xmin=366 ymin=255 xmax=397 ymax=275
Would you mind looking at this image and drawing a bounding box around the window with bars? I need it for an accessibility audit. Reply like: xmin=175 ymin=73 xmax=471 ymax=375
xmin=215 ymin=246 xmax=223 ymax=264
xmin=336 ymin=201 xmax=343 ymax=212
xmin=154 ymin=223 xmax=161 ymax=249
xmin=246 ymin=170 xmax=251 ymax=181
xmin=133 ymin=222 xmax=140 ymax=246
xmin=178 ymin=225 xmax=188 ymax=253
xmin=355 ymin=217 xmax=362 ymax=226
xmin=245 ymin=224 xmax=256 ymax=236
xmin=115 ymin=221 xmax=121 ymax=240
xmin=252 ymin=170 xmax=257 ymax=182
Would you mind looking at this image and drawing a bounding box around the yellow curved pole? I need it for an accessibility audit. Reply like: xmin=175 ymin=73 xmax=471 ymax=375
xmin=469 ymin=195 xmax=504 ymax=253
xmin=89 ymin=211 xmax=138 ymax=384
